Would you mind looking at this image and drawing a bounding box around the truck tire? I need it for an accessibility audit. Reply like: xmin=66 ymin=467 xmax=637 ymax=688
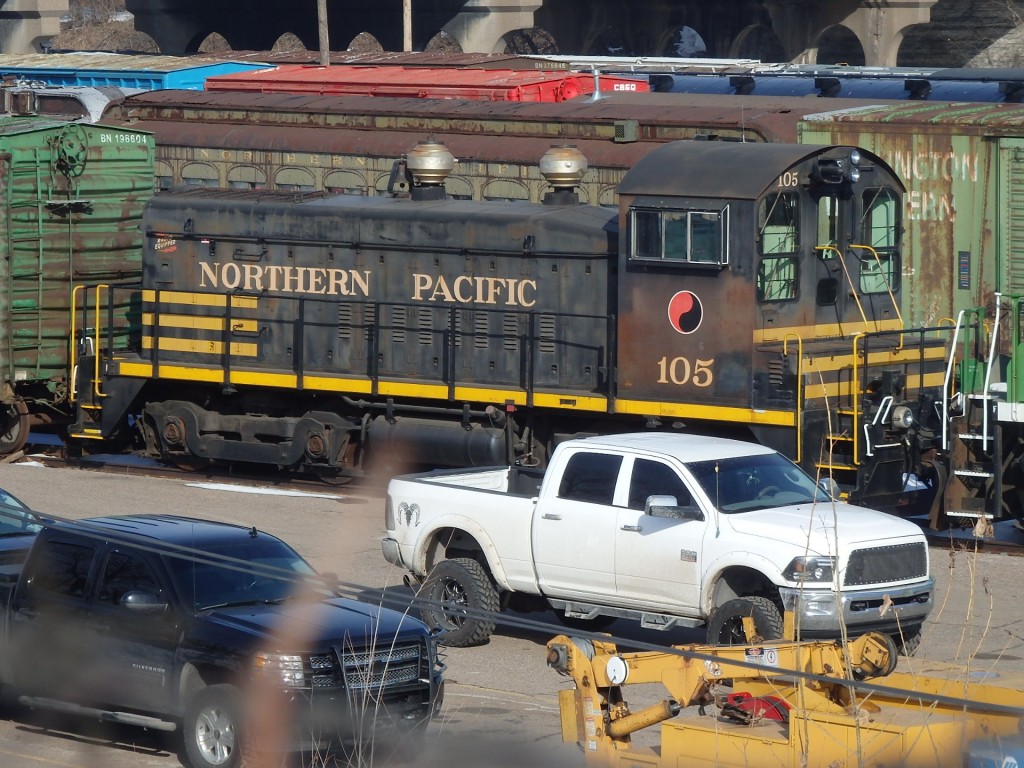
xmin=419 ymin=557 xmax=499 ymax=647
xmin=895 ymin=624 xmax=923 ymax=657
xmin=183 ymin=684 xmax=245 ymax=768
xmin=707 ymin=596 xmax=784 ymax=645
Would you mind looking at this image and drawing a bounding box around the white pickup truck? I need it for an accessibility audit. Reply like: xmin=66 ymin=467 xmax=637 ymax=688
xmin=382 ymin=432 xmax=934 ymax=651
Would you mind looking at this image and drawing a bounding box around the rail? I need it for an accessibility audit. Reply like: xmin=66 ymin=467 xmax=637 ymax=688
xmin=781 ymin=332 xmax=803 ymax=463
xmin=138 ymin=287 xmax=614 ymax=406
xmin=814 ymin=244 xmax=870 ymax=328
xmin=850 ymin=242 xmax=903 ymax=329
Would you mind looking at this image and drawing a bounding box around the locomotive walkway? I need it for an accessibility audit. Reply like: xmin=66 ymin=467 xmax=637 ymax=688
xmin=4 ymin=0 xmax=937 ymax=67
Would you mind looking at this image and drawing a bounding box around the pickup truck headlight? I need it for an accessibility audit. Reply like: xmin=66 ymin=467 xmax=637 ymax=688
xmin=254 ymin=652 xmax=305 ymax=687
xmin=782 ymin=556 xmax=836 ymax=583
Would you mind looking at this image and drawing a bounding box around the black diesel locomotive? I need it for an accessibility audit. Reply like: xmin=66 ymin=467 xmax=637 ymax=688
xmin=71 ymin=140 xmax=946 ymax=509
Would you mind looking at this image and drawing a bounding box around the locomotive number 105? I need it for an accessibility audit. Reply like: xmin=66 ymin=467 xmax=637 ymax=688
xmin=656 ymin=356 xmax=714 ymax=387
xmin=777 ymin=171 xmax=800 ymax=188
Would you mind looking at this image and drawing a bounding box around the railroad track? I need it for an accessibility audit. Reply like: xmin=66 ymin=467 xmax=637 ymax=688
xmin=11 ymin=440 xmax=388 ymax=497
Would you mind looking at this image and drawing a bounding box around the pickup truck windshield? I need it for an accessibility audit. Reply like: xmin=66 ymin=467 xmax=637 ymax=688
xmin=686 ymin=453 xmax=829 ymax=513
xmin=165 ymin=538 xmax=319 ymax=611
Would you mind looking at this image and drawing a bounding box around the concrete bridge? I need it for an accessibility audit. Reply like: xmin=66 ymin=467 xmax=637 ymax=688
xmin=3 ymin=0 xmax=940 ymax=68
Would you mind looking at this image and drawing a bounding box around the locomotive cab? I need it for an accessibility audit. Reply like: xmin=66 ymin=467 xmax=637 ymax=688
xmin=614 ymin=141 xmax=938 ymax=509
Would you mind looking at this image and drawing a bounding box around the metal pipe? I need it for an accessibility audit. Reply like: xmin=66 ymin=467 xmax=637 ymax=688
xmin=606 ymin=699 xmax=681 ymax=738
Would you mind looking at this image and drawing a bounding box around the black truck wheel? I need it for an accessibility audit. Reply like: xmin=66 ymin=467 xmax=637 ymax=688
xmin=707 ymin=596 xmax=784 ymax=645
xmin=895 ymin=624 xmax=923 ymax=656
xmin=183 ymin=684 xmax=245 ymax=768
xmin=419 ymin=557 xmax=499 ymax=647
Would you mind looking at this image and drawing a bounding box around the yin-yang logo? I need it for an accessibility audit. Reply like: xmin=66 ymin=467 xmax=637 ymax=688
xmin=667 ymin=290 xmax=703 ymax=334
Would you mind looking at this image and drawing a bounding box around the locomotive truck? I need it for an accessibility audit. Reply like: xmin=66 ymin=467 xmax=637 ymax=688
xmin=68 ymin=138 xmax=946 ymax=513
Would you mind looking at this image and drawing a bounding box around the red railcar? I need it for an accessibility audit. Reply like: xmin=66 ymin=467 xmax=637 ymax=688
xmin=204 ymin=64 xmax=648 ymax=101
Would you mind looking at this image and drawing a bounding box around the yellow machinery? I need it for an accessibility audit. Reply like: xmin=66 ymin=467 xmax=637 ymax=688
xmin=547 ymin=630 xmax=1024 ymax=768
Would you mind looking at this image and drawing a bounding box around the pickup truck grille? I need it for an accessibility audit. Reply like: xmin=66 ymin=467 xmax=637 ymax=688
xmin=307 ymin=641 xmax=424 ymax=691
xmin=844 ymin=543 xmax=927 ymax=587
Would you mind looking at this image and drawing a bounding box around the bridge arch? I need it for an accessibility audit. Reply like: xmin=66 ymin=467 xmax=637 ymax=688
xmin=815 ymin=24 xmax=865 ymax=65
xmin=729 ymin=23 xmax=785 ymax=61
xmin=500 ymin=27 xmax=558 ymax=55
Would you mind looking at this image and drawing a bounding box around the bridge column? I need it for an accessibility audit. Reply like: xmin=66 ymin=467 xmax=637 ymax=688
xmin=125 ymin=0 xmax=209 ymax=53
xmin=764 ymin=0 xmax=937 ymax=67
xmin=0 ymin=0 xmax=65 ymax=54
xmin=442 ymin=0 xmax=543 ymax=54
xmin=838 ymin=0 xmax=939 ymax=66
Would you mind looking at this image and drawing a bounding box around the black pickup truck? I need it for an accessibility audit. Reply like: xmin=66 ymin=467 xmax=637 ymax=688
xmin=0 ymin=507 xmax=444 ymax=768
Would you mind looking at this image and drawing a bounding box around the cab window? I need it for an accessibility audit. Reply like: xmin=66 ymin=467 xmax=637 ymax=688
xmin=859 ymin=187 xmax=901 ymax=294
xmin=627 ymin=459 xmax=692 ymax=511
xmin=631 ymin=207 xmax=729 ymax=266
xmin=558 ymin=453 xmax=623 ymax=505
xmin=757 ymin=192 xmax=799 ymax=302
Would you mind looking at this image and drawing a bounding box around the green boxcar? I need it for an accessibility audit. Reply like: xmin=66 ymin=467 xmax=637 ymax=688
xmin=801 ymin=104 xmax=1024 ymax=522
xmin=799 ymin=102 xmax=1024 ymax=329
xmin=0 ymin=118 xmax=154 ymax=452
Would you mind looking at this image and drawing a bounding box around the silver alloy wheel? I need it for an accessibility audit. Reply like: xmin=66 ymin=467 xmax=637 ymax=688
xmin=194 ymin=702 xmax=237 ymax=765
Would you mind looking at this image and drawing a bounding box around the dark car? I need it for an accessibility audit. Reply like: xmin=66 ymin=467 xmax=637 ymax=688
xmin=0 ymin=487 xmax=43 ymax=568
xmin=1 ymin=513 xmax=443 ymax=768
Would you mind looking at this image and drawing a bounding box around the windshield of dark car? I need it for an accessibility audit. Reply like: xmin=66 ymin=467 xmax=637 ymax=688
xmin=0 ymin=491 xmax=43 ymax=536
xmin=685 ymin=452 xmax=830 ymax=513
xmin=165 ymin=537 xmax=319 ymax=611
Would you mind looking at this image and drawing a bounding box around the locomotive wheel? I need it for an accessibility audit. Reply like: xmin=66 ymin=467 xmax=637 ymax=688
xmin=170 ymin=454 xmax=213 ymax=473
xmin=0 ymin=399 xmax=29 ymax=455
xmin=312 ymin=469 xmax=353 ymax=486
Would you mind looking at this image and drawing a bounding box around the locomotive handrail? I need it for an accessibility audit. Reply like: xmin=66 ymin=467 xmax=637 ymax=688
xmin=1011 ymin=295 xmax=1024 ymax=402
xmin=981 ymin=293 xmax=1004 ymax=449
xmin=781 ymin=332 xmax=804 ymax=464
xmin=92 ymin=284 xmax=109 ymax=400
xmin=849 ymin=331 xmax=865 ymax=465
xmin=69 ymin=284 xmax=84 ymax=404
xmin=815 ymin=245 xmax=869 ymax=329
xmin=849 ymin=243 xmax=904 ymax=333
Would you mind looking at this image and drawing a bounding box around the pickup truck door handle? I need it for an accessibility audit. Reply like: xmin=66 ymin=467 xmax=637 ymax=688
xmin=541 ymin=513 xmax=562 ymax=520
xmin=621 ymin=524 xmax=642 ymax=533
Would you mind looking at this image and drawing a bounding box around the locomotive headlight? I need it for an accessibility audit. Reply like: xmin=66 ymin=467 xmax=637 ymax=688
xmin=848 ymin=150 xmax=861 ymax=182
xmin=892 ymin=405 xmax=914 ymax=430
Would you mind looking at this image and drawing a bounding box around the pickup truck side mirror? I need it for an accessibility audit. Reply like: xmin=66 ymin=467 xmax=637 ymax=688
xmin=120 ymin=590 xmax=168 ymax=613
xmin=645 ymin=495 xmax=705 ymax=522
xmin=818 ymin=478 xmax=840 ymax=500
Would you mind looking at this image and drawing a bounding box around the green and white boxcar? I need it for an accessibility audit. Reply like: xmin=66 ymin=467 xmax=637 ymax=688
xmin=0 ymin=118 xmax=153 ymax=452
xmin=802 ymin=103 xmax=1024 ymax=523
xmin=800 ymin=102 xmax=1024 ymax=329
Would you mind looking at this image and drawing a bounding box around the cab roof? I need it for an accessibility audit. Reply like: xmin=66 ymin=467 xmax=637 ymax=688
xmin=571 ymin=432 xmax=777 ymax=463
xmin=50 ymin=514 xmax=280 ymax=549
